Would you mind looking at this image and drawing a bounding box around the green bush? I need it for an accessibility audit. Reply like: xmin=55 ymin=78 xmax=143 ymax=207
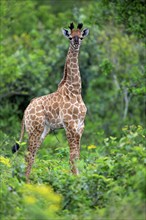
xmin=1 ymin=126 xmax=145 ymax=220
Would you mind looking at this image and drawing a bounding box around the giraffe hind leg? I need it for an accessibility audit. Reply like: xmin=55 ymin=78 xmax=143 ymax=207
xmin=25 ymin=123 xmax=50 ymax=182
xmin=25 ymin=132 xmax=42 ymax=182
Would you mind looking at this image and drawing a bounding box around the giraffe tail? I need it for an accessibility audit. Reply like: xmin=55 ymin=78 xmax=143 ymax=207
xmin=12 ymin=117 xmax=25 ymax=153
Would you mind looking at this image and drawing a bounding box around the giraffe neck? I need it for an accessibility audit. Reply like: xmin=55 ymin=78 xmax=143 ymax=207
xmin=58 ymin=45 xmax=81 ymax=94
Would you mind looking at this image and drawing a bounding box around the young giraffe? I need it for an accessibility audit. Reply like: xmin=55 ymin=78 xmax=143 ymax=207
xmin=12 ymin=22 xmax=89 ymax=182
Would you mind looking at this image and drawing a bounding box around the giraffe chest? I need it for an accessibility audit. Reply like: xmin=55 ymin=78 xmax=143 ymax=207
xmin=60 ymin=96 xmax=87 ymax=123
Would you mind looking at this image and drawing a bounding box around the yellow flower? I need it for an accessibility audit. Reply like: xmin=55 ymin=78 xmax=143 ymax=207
xmin=24 ymin=196 xmax=36 ymax=204
xmin=35 ymin=185 xmax=51 ymax=196
xmin=49 ymin=204 xmax=60 ymax=212
xmin=0 ymin=156 xmax=11 ymax=167
xmin=88 ymin=145 xmax=96 ymax=150
xmin=23 ymin=184 xmax=62 ymax=203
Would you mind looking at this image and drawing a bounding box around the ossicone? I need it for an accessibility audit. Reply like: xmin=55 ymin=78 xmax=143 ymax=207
xmin=69 ymin=22 xmax=74 ymax=30
xmin=77 ymin=23 xmax=83 ymax=30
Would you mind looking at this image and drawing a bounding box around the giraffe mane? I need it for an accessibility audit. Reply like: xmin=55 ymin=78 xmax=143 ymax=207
xmin=77 ymin=23 xmax=83 ymax=30
xmin=69 ymin=22 xmax=74 ymax=30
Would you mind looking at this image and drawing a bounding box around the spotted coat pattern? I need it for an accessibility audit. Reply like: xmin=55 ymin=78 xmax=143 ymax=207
xmin=18 ymin=24 xmax=89 ymax=181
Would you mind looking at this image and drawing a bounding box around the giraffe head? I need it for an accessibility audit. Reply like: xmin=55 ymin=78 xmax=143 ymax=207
xmin=62 ymin=22 xmax=89 ymax=51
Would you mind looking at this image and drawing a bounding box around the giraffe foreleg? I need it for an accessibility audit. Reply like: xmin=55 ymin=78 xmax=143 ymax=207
xmin=65 ymin=121 xmax=84 ymax=175
xmin=69 ymin=136 xmax=80 ymax=175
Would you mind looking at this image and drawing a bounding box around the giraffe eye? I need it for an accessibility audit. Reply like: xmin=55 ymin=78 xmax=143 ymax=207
xmin=80 ymin=37 xmax=83 ymax=40
xmin=69 ymin=37 xmax=72 ymax=40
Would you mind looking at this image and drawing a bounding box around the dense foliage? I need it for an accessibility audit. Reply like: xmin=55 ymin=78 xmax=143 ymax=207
xmin=1 ymin=125 xmax=146 ymax=219
xmin=0 ymin=0 xmax=145 ymax=219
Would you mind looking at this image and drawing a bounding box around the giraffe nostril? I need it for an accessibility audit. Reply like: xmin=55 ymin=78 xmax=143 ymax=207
xmin=74 ymin=41 xmax=79 ymax=45
xmin=74 ymin=36 xmax=79 ymax=45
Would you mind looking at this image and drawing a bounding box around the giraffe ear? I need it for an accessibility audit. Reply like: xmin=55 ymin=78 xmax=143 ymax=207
xmin=82 ymin=28 xmax=89 ymax=37
xmin=62 ymin=29 xmax=70 ymax=38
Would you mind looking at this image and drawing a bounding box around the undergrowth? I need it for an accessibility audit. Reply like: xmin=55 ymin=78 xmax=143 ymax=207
xmin=0 ymin=125 xmax=146 ymax=220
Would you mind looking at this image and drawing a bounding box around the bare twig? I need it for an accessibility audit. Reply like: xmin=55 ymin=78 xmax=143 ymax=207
xmin=123 ymin=87 xmax=131 ymax=120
